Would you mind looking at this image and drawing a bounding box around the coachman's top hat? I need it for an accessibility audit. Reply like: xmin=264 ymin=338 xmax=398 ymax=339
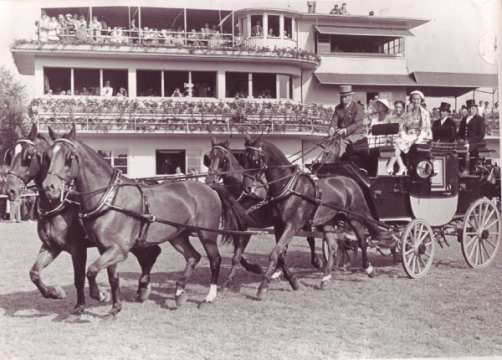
xmin=466 ymin=99 xmax=477 ymax=108
xmin=339 ymin=85 xmax=354 ymax=96
xmin=439 ymin=102 xmax=451 ymax=112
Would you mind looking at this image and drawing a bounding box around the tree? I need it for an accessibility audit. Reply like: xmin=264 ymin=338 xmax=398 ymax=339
xmin=0 ymin=66 xmax=29 ymax=158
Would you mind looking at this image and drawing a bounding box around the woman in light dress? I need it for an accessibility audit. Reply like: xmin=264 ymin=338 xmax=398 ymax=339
xmin=386 ymin=90 xmax=432 ymax=175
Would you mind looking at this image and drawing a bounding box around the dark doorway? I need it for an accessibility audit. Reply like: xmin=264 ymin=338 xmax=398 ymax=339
xmin=156 ymin=150 xmax=186 ymax=174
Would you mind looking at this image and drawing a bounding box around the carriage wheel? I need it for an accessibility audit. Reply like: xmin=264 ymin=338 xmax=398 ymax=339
xmin=461 ymin=198 xmax=501 ymax=269
xmin=401 ymin=219 xmax=435 ymax=279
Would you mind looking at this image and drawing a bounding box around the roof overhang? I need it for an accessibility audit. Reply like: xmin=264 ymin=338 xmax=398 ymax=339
xmin=315 ymin=25 xmax=414 ymax=37
xmin=315 ymin=71 xmax=498 ymax=97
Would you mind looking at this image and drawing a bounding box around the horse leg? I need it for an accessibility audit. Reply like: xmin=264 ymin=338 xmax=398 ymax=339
xmin=238 ymin=235 xmax=262 ymax=275
xmin=320 ymin=224 xmax=338 ymax=289
xmin=257 ymin=223 xmax=296 ymax=300
xmin=105 ymin=264 xmax=121 ymax=317
xmin=199 ymin=232 xmax=222 ymax=304
xmin=350 ymin=220 xmax=374 ymax=277
xmin=306 ymin=236 xmax=322 ymax=269
xmin=30 ymin=245 xmax=65 ymax=299
xmin=169 ymin=235 xmax=201 ymax=308
xmin=86 ymin=246 xmax=127 ymax=316
xmin=223 ymin=234 xmax=258 ymax=291
xmin=70 ymin=243 xmax=87 ymax=315
xmin=130 ymin=245 xmax=162 ymax=302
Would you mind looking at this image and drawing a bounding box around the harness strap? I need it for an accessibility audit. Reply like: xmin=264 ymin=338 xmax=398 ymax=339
xmin=79 ymin=170 xmax=122 ymax=220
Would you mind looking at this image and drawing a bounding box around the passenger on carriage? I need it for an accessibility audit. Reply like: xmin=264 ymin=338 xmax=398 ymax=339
xmin=432 ymin=102 xmax=456 ymax=142
xmin=457 ymin=99 xmax=485 ymax=157
xmin=386 ymin=90 xmax=432 ymax=175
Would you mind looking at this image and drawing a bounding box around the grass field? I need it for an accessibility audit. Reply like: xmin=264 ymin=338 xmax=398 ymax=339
xmin=0 ymin=221 xmax=501 ymax=360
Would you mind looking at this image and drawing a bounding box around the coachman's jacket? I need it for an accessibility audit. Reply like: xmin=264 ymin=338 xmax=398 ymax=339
xmin=457 ymin=114 xmax=485 ymax=153
xmin=332 ymin=101 xmax=366 ymax=143
xmin=432 ymin=117 xmax=457 ymax=142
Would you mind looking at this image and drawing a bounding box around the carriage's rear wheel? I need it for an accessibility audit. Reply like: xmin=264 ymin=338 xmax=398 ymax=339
xmin=461 ymin=197 xmax=501 ymax=269
xmin=401 ymin=219 xmax=435 ymax=279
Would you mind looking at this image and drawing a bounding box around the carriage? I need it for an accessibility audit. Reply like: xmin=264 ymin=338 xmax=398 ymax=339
xmin=314 ymin=124 xmax=501 ymax=279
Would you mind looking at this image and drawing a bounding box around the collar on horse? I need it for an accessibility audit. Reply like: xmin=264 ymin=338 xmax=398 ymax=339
xmin=79 ymin=169 xmax=123 ymax=220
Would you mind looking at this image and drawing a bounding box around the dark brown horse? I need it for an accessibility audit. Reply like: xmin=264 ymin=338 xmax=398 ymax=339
xmin=243 ymin=135 xmax=388 ymax=298
xmin=42 ymin=126 xmax=230 ymax=316
xmin=4 ymin=124 xmax=162 ymax=315
xmin=204 ymin=138 xmax=322 ymax=289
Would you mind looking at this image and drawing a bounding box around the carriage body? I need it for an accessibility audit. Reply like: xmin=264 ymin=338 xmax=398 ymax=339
xmin=315 ymin=137 xmax=500 ymax=279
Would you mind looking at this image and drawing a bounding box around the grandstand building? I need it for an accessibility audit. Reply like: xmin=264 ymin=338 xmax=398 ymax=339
xmin=10 ymin=1 xmax=499 ymax=177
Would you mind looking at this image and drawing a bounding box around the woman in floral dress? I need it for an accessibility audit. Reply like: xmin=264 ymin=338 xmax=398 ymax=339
xmin=386 ymin=90 xmax=432 ymax=175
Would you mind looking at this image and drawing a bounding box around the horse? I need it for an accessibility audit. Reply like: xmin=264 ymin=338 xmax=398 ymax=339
xmin=0 ymin=164 xmax=8 ymax=220
xmin=204 ymin=138 xmax=322 ymax=289
xmin=243 ymin=135 xmax=391 ymax=298
xmin=41 ymin=125 xmax=233 ymax=316
xmin=4 ymin=124 xmax=162 ymax=315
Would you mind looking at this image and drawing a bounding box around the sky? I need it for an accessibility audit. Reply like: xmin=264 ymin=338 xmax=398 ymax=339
xmin=0 ymin=0 xmax=500 ymax=106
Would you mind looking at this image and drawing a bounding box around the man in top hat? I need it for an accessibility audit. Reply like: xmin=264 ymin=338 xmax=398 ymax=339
xmin=457 ymin=99 xmax=485 ymax=156
xmin=432 ymin=102 xmax=456 ymax=142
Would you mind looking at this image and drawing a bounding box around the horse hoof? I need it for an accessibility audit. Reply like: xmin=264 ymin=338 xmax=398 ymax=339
xmin=319 ymin=280 xmax=329 ymax=290
xmin=290 ymin=278 xmax=301 ymax=291
xmin=365 ymin=265 xmax=376 ymax=278
xmin=103 ymin=306 xmax=121 ymax=320
xmin=98 ymin=290 xmax=110 ymax=303
xmin=46 ymin=286 xmax=66 ymax=300
xmin=197 ymin=300 xmax=213 ymax=309
xmin=175 ymin=292 xmax=187 ymax=308
xmin=256 ymin=285 xmax=269 ymax=301
xmin=136 ymin=284 xmax=151 ymax=303
xmin=71 ymin=305 xmax=85 ymax=316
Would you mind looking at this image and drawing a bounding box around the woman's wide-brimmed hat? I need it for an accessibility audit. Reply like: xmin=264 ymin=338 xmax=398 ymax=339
xmin=375 ymin=98 xmax=392 ymax=111
xmin=409 ymin=90 xmax=425 ymax=100
xmin=339 ymin=84 xmax=354 ymax=96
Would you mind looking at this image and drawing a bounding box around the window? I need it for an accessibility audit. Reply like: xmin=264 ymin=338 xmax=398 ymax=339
xmin=156 ymin=150 xmax=186 ymax=175
xmin=277 ymin=74 xmax=292 ymax=99
xmin=103 ymin=69 xmax=128 ymax=97
xmin=251 ymin=15 xmax=263 ymax=36
xmin=284 ymin=17 xmax=292 ymax=39
xmin=192 ymin=71 xmax=216 ymax=98
xmin=318 ymin=33 xmax=405 ymax=56
xmin=137 ymin=70 xmax=161 ymax=96
xmin=164 ymin=71 xmax=188 ymax=97
xmin=252 ymin=73 xmax=276 ymax=99
xmin=226 ymin=72 xmax=248 ymax=98
xmin=267 ymin=15 xmax=279 ymax=37
xmin=97 ymin=149 xmax=128 ymax=175
xmin=43 ymin=67 xmax=70 ymax=95
xmin=74 ymin=68 xmax=99 ymax=96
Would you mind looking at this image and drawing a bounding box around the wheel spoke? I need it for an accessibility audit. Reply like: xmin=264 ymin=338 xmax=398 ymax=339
xmin=480 ymin=241 xmax=491 ymax=261
xmin=478 ymin=240 xmax=485 ymax=264
xmin=405 ymin=250 xmax=414 ymax=268
xmin=479 ymin=203 xmax=488 ymax=228
xmin=464 ymin=234 xmax=478 ymax=251
xmin=482 ymin=209 xmax=496 ymax=228
xmin=415 ymin=256 xmax=422 ymax=274
xmin=411 ymin=255 xmax=416 ymax=273
xmin=404 ymin=247 xmax=415 ymax=256
xmin=484 ymin=218 xmax=499 ymax=231
xmin=474 ymin=241 xmax=480 ymax=265
xmin=418 ymin=254 xmax=427 ymax=269
xmin=468 ymin=238 xmax=478 ymax=260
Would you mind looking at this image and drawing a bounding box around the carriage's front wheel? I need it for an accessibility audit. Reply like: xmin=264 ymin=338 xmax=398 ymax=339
xmin=401 ymin=219 xmax=435 ymax=279
xmin=461 ymin=197 xmax=501 ymax=269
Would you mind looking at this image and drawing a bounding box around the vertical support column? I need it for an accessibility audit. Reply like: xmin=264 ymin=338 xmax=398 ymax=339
xmin=70 ymin=68 xmax=75 ymax=95
xmin=247 ymin=14 xmax=251 ymax=38
xmin=89 ymin=6 xmax=92 ymax=22
xmin=128 ymin=67 xmax=136 ymax=97
xmin=184 ymin=8 xmax=187 ymax=45
xmin=292 ymin=75 xmax=301 ymax=103
xmin=279 ymin=14 xmax=284 ymax=39
xmin=248 ymin=73 xmax=253 ymax=98
xmin=138 ymin=7 xmax=142 ymax=29
xmin=188 ymin=71 xmax=193 ymax=97
xmin=231 ymin=11 xmax=235 ymax=45
xmin=35 ymin=62 xmax=44 ymax=97
xmin=291 ymin=17 xmax=296 ymax=42
xmin=217 ymin=70 xmax=226 ymax=99
xmin=275 ymin=74 xmax=280 ymax=99
xmin=286 ymin=76 xmax=291 ymax=99
xmin=99 ymin=69 xmax=103 ymax=94
xmin=263 ymin=13 xmax=268 ymax=39
xmin=161 ymin=71 xmax=165 ymax=97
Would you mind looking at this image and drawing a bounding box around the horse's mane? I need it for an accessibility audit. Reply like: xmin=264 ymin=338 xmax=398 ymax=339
xmin=261 ymin=140 xmax=291 ymax=165
xmin=65 ymin=135 xmax=114 ymax=176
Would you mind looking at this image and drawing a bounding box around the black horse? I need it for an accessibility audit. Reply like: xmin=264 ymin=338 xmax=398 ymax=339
xmin=41 ymin=125 xmax=245 ymax=316
xmin=204 ymin=137 xmax=322 ymax=289
xmin=243 ymin=135 xmax=391 ymax=298
xmin=5 ymin=124 xmax=161 ymax=315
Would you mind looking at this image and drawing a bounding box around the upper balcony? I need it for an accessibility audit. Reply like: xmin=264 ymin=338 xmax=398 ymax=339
xmin=11 ymin=6 xmax=320 ymax=76
xmin=29 ymin=96 xmax=332 ymax=138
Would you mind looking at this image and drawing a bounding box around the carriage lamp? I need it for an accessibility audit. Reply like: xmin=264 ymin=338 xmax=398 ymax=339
xmin=416 ymin=160 xmax=434 ymax=179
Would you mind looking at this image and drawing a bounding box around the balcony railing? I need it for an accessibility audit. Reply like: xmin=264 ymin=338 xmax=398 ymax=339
xmin=14 ymin=28 xmax=320 ymax=64
xmin=30 ymin=97 xmax=333 ymax=136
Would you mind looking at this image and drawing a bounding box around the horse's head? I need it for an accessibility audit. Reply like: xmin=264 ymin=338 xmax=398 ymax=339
xmin=243 ymin=133 xmax=264 ymax=170
xmin=320 ymin=134 xmax=344 ymax=164
xmin=204 ymin=137 xmax=237 ymax=185
xmin=42 ymin=125 xmax=80 ymax=202
xmin=5 ymin=124 xmax=52 ymax=201
xmin=0 ymin=164 xmax=8 ymax=196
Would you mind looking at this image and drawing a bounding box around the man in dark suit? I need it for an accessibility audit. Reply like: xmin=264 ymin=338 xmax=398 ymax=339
xmin=327 ymin=84 xmax=367 ymax=169
xmin=457 ymin=99 xmax=485 ymax=157
xmin=432 ymin=102 xmax=456 ymax=142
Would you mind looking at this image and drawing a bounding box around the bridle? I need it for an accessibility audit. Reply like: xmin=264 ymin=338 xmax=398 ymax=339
xmin=45 ymin=138 xmax=80 ymax=202
xmin=6 ymin=139 xmax=39 ymax=186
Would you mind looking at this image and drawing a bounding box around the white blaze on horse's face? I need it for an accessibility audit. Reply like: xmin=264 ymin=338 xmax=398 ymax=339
xmin=13 ymin=144 xmax=23 ymax=158
xmin=53 ymin=144 xmax=62 ymax=157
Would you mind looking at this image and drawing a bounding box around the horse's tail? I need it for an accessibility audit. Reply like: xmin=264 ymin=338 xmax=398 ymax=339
xmin=210 ymin=184 xmax=249 ymax=245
